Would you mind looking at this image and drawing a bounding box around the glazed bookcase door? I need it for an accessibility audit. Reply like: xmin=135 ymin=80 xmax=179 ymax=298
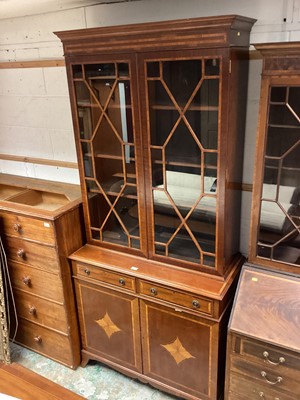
xmin=69 ymin=57 xmax=146 ymax=254
xmin=140 ymin=51 xmax=221 ymax=270
xmin=253 ymin=77 xmax=300 ymax=270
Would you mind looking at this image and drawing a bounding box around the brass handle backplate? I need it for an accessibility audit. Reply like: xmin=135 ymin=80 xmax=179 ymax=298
xmin=34 ymin=335 xmax=42 ymax=343
xmin=17 ymin=248 xmax=25 ymax=259
xmin=261 ymin=371 xmax=283 ymax=385
xmin=150 ymin=287 xmax=157 ymax=296
xmin=13 ymin=223 xmax=21 ymax=232
xmin=263 ymin=351 xmax=285 ymax=365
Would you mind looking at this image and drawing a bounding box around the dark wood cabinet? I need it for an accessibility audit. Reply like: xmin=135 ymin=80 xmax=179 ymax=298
xmin=56 ymin=15 xmax=255 ymax=399
xmin=249 ymin=42 xmax=300 ymax=274
xmin=225 ymin=264 xmax=300 ymax=400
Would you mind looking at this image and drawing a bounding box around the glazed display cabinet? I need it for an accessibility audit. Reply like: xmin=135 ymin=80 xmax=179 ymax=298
xmin=249 ymin=43 xmax=300 ymax=274
xmin=56 ymin=15 xmax=255 ymax=400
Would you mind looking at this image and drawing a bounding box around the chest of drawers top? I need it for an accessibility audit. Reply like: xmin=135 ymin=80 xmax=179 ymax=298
xmin=0 ymin=173 xmax=81 ymax=219
xmin=229 ymin=264 xmax=300 ymax=353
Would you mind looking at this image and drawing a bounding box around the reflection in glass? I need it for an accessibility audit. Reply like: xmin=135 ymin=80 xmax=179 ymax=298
xmin=257 ymin=85 xmax=300 ymax=266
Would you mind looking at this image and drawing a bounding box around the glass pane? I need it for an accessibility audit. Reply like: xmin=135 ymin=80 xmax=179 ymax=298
xmin=205 ymin=59 xmax=220 ymax=76
xmin=147 ymin=57 xmax=218 ymax=266
xmin=163 ymin=60 xmax=202 ymax=106
xmin=85 ymin=63 xmax=115 ymax=78
xmin=74 ymin=62 xmax=140 ymax=250
xmin=72 ymin=65 xmax=83 ymax=78
xmin=258 ymin=85 xmax=300 ymax=266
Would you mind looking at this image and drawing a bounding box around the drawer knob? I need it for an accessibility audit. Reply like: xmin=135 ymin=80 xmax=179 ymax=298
xmin=29 ymin=306 xmax=36 ymax=315
xmin=261 ymin=371 xmax=283 ymax=385
xmin=13 ymin=223 xmax=22 ymax=232
xmin=22 ymin=276 xmax=31 ymax=286
xmin=192 ymin=300 xmax=200 ymax=309
xmin=263 ymin=351 xmax=285 ymax=365
xmin=119 ymin=278 xmax=125 ymax=286
xmin=17 ymin=248 xmax=25 ymax=259
xmin=34 ymin=335 xmax=42 ymax=343
xmin=84 ymin=268 xmax=90 ymax=276
xmin=150 ymin=287 xmax=157 ymax=296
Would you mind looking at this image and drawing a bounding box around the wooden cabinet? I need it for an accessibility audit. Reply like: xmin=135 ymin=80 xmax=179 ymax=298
xmin=56 ymin=15 xmax=256 ymax=400
xmin=249 ymin=42 xmax=300 ymax=274
xmin=225 ymin=264 xmax=300 ymax=400
xmin=0 ymin=174 xmax=83 ymax=368
xmin=70 ymin=245 xmax=240 ymax=400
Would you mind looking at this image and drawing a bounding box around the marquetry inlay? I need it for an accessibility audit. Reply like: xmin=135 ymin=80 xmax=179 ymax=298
xmin=161 ymin=337 xmax=195 ymax=365
xmin=95 ymin=312 xmax=121 ymax=339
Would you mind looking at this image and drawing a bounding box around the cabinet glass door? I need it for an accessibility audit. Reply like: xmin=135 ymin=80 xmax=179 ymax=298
xmin=257 ymin=85 xmax=300 ymax=265
xmin=72 ymin=62 xmax=141 ymax=249
xmin=145 ymin=57 xmax=220 ymax=267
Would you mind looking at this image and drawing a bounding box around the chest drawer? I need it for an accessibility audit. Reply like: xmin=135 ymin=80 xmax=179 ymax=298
xmin=4 ymin=236 xmax=58 ymax=273
xmin=74 ymin=262 xmax=136 ymax=292
xmin=13 ymin=289 xmax=68 ymax=333
xmin=228 ymin=371 xmax=294 ymax=400
xmin=138 ymin=280 xmax=213 ymax=316
xmin=0 ymin=211 xmax=55 ymax=245
xmin=15 ymin=319 xmax=75 ymax=368
xmin=238 ymin=337 xmax=300 ymax=372
xmin=9 ymin=261 xmax=64 ymax=302
xmin=231 ymin=356 xmax=300 ymax=395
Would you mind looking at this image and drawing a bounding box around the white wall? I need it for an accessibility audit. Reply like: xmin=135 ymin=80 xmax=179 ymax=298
xmin=1 ymin=0 xmax=300 ymax=254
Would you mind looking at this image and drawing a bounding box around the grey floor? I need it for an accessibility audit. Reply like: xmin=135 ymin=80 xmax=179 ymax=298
xmin=10 ymin=343 xmax=181 ymax=400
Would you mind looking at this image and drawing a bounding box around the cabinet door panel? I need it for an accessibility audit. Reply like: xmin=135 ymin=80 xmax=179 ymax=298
xmin=140 ymin=299 xmax=219 ymax=400
xmin=74 ymin=279 xmax=142 ymax=373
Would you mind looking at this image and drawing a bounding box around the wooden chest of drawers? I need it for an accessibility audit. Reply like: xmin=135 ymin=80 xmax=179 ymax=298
xmin=0 ymin=174 xmax=83 ymax=369
xmin=225 ymin=265 xmax=300 ymax=400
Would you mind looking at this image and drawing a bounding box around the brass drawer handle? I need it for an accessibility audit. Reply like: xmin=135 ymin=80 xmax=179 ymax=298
xmin=34 ymin=335 xmax=42 ymax=343
xmin=261 ymin=371 xmax=283 ymax=385
xmin=150 ymin=287 xmax=157 ymax=296
xmin=13 ymin=223 xmax=22 ymax=232
xmin=263 ymin=351 xmax=285 ymax=365
xmin=22 ymin=276 xmax=31 ymax=286
xmin=119 ymin=278 xmax=125 ymax=286
xmin=17 ymin=248 xmax=25 ymax=259
xmin=84 ymin=268 xmax=90 ymax=276
xmin=259 ymin=392 xmax=280 ymax=400
xmin=29 ymin=306 xmax=36 ymax=315
xmin=192 ymin=300 xmax=200 ymax=309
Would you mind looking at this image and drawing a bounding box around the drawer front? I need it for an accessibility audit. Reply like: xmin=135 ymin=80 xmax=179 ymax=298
xmin=4 ymin=236 xmax=58 ymax=273
xmin=228 ymin=371 xmax=294 ymax=400
xmin=75 ymin=262 xmax=135 ymax=292
xmin=13 ymin=289 xmax=68 ymax=333
xmin=231 ymin=356 xmax=300 ymax=395
xmin=15 ymin=319 xmax=74 ymax=367
xmin=9 ymin=261 xmax=64 ymax=303
xmin=138 ymin=280 xmax=212 ymax=316
xmin=239 ymin=337 xmax=300 ymax=372
xmin=0 ymin=212 xmax=55 ymax=245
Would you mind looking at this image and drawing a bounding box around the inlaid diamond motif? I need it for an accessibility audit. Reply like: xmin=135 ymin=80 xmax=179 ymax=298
xmin=95 ymin=312 xmax=121 ymax=339
xmin=161 ymin=337 xmax=195 ymax=365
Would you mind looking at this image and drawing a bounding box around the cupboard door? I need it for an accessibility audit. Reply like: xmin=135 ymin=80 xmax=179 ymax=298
xmin=140 ymin=299 xmax=219 ymax=400
xmin=254 ymin=82 xmax=300 ymax=268
xmin=140 ymin=51 xmax=222 ymax=269
xmin=74 ymin=279 xmax=142 ymax=373
xmin=71 ymin=58 xmax=146 ymax=254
